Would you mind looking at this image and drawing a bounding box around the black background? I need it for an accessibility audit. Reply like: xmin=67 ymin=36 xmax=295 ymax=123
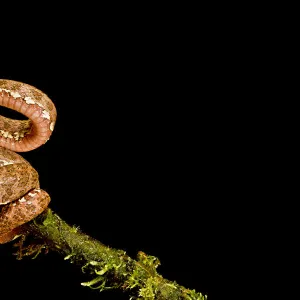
xmin=0 ymin=69 xmax=215 ymax=299
xmin=0 ymin=4 xmax=284 ymax=299
xmin=0 ymin=13 xmax=223 ymax=298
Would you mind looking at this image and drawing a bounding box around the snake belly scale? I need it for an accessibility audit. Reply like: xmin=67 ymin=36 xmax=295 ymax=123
xmin=0 ymin=79 xmax=57 ymax=244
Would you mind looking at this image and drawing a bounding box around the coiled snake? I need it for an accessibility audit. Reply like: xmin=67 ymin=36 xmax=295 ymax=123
xmin=0 ymin=79 xmax=57 ymax=244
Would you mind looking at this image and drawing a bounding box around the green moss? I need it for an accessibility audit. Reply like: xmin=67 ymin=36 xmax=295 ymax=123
xmin=14 ymin=209 xmax=208 ymax=300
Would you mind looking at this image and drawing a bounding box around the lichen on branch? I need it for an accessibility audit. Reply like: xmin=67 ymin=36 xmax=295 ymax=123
xmin=12 ymin=208 xmax=207 ymax=300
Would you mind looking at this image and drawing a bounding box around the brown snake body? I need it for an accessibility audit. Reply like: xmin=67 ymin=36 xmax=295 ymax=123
xmin=0 ymin=79 xmax=57 ymax=243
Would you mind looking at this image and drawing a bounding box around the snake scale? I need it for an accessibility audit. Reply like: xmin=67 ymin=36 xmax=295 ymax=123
xmin=0 ymin=79 xmax=57 ymax=244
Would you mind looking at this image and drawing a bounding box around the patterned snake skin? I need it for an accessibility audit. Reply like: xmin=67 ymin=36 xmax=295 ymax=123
xmin=0 ymin=79 xmax=57 ymax=243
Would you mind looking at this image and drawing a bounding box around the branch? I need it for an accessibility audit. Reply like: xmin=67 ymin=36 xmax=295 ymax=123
xmin=11 ymin=208 xmax=207 ymax=300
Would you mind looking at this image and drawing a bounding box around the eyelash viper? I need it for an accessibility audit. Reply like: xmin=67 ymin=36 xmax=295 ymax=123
xmin=0 ymin=79 xmax=57 ymax=244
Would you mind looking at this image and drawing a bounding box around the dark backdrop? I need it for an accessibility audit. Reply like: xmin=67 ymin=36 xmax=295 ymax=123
xmin=1 ymin=50 xmax=216 ymax=299
xmin=1 ymin=3 xmax=269 ymax=299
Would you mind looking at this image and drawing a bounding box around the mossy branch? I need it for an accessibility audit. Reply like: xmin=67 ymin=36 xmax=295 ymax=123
xmin=11 ymin=208 xmax=206 ymax=300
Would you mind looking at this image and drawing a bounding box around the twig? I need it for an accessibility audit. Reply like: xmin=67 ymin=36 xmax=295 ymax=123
xmin=12 ymin=208 xmax=207 ymax=300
